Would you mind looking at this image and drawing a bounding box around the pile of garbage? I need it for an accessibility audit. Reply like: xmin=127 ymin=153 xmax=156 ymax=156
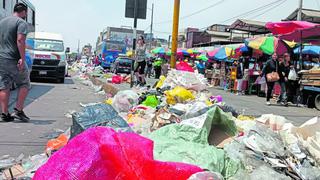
xmin=2 ymin=66 xmax=320 ymax=179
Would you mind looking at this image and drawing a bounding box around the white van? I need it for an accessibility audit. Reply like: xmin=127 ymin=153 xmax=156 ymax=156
xmin=26 ymin=32 xmax=68 ymax=83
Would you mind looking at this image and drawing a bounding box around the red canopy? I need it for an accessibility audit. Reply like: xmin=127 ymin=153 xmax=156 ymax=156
xmin=266 ymin=21 xmax=317 ymax=35
xmin=276 ymin=25 xmax=320 ymax=55
xmin=280 ymin=25 xmax=320 ymax=45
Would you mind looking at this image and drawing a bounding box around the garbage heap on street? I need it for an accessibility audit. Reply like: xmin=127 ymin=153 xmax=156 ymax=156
xmin=1 ymin=62 xmax=320 ymax=180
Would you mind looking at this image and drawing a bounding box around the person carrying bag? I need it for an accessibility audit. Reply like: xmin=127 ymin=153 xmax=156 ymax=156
xmin=262 ymin=53 xmax=281 ymax=106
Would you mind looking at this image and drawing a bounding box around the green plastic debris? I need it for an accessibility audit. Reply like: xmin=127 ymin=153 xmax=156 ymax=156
xmin=142 ymin=95 xmax=159 ymax=108
xmin=149 ymin=106 xmax=240 ymax=178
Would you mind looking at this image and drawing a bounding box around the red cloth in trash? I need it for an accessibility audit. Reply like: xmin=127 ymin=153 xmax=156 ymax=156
xmin=34 ymin=127 xmax=202 ymax=180
xmin=112 ymin=75 xmax=122 ymax=84
xmin=176 ymin=61 xmax=194 ymax=72
xmin=266 ymin=21 xmax=317 ymax=35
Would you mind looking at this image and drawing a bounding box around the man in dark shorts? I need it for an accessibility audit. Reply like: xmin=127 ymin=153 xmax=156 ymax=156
xmin=0 ymin=3 xmax=31 ymax=122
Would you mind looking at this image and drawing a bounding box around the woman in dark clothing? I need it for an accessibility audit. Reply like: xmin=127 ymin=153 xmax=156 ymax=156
xmin=278 ymin=56 xmax=289 ymax=106
xmin=262 ymin=53 xmax=281 ymax=106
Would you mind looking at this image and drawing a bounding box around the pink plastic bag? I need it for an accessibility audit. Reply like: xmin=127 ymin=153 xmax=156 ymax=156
xmin=112 ymin=75 xmax=122 ymax=84
xmin=34 ymin=127 xmax=202 ymax=180
xmin=176 ymin=61 xmax=194 ymax=72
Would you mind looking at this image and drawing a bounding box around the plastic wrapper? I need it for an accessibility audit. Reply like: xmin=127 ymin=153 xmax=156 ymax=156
xmin=150 ymin=107 xmax=238 ymax=177
xmin=161 ymin=70 xmax=207 ymax=91
xmin=112 ymin=90 xmax=139 ymax=112
xmin=34 ymin=127 xmax=203 ymax=180
xmin=187 ymin=171 xmax=224 ymax=180
xmin=111 ymin=75 xmax=122 ymax=84
xmin=165 ymin=86 xmax=195 ymax=105
xmin=142 ymin=95 xmax=159 ymax=108
xmin=183 ymin=102 xmax=209 ymax=119
xmin=249 ymin=165 xmax=291 ymax=180
xmin=256 ymin=114 xmax=287 ymax=131
xmin=176 ymin=61 xmax=194 ymax=72
xmin=156 ymin=76 xmax=166 ymax=88
xmin=71 ymin=104 xmax=132 ymax=138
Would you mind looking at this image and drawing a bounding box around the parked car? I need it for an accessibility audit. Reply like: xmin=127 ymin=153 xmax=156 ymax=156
xmin=111 ymin=57 xmax=133 ymax=74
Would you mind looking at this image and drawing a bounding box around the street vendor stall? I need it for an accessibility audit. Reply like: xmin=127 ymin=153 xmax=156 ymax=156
xmin=280 ymin=25 xmax=320 ymax=110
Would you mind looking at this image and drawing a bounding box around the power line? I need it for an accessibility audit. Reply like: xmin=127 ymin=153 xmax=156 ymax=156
xmin=154 ymin=0 xmax=227 ymax=25
xmin=247 ymin=0 xmax=287 ymax=20
xmin=219 ymin=0 xmax=286 ymax=24
xmin=197 ymin=0 xmax=286 ymax=31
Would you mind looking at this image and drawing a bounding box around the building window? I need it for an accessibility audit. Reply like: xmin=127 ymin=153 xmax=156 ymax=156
xmin=3 ymin=0 xmax=5 ymax=9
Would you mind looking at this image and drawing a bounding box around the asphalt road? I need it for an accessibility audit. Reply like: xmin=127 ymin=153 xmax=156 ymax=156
xmin=0 ymin=78 xmax=103 ymax=157
xmin=209 ymin=88 xmax=319 ymax=126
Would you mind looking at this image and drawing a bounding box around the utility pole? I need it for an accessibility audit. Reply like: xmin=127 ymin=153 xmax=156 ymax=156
xmin=77 ymin=39 xmax=80 ymax=59
xmin=298 ymin=0 xmax=303 ymax=70
xmin=149 ymin=3 xmax=154 ymax=50
xmin=297 ymin=0 xmax=303 ymax=21
xmin=170 ymin=0 xmax=180 ymax=68
xmin=130 ymin=0 xmax=138 ymax=88
xmin=150 ymin=3 xmax=154 ymax=36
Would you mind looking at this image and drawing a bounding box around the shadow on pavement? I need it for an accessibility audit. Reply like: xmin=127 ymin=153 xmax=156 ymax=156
xmin=13 ymin=119 xmax=56 ymax=125
xmin=9 ymin=84 xmax=55 ymax=111
xmin=31 ymin=77 xmax=75 ymax=85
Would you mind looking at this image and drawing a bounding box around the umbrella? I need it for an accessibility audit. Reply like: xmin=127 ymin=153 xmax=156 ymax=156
xmin=196 ymin=54 xmax=208 ymax=61
xmin=246 ymin=36 xmax=278 ymax=55
xmin=187 ymin=49 xmax=201 ymax=55
xmin=294 ymin=45 xmax=320 ymax=55
xmin=177 ymin=48 xmax=190 ymax=56
xmin=208 ymin=47 xmax=234 ymax=60
xmin=266 ymin=21 xmax=317 ymax=35
xmin=166 ymin=50 xmax=172 ymax=56
xmin=151 ymin=47 xmax=166 ymax=54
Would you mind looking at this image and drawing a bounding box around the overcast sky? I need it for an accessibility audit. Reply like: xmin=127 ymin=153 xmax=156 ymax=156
xmin=29 ymin=0 xmax=319 ymax=51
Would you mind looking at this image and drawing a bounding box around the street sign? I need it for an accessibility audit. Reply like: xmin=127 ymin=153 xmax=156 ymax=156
xmin=125 ymin=0 xmax=147 ymax=19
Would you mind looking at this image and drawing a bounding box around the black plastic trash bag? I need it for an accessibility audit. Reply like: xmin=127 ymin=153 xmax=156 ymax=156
xmin=71 ymin=104 xmax=132 ymax=138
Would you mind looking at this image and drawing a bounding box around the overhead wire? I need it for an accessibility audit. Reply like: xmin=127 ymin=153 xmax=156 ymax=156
xmin=247 ymin=0 xmax=287 ymax=20
xmin=154 ymin=0 xmax=227 ymax=25
xmin=219 ymin=0 xmax=286 ymax=24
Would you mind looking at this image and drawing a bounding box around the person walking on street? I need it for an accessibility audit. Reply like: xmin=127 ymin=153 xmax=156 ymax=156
xmin=284 ymin=53 xmax=299 ymax=103
xmin=134 ymin=36 xmax=147 ymax=86
xmin=161 ymin=59 xmax=169 ymax=77
xmin=278 ymin=55 xmax=289 ymax=106
xmin=146 ymin=57 xmax=153 ymax=78
xmin=236 ymin=58 xmax=245 ymax=95
xmin=0 ymin=3 xmax=31 ymax=122
xmin=153 ymin=58 xmax=162 ymax=79
xmin=262 ymin=53 xmax=280 ymax=106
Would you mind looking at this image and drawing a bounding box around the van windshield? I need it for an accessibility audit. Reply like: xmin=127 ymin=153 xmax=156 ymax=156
xmin=33 ymin=39 xmax=64 ymax=52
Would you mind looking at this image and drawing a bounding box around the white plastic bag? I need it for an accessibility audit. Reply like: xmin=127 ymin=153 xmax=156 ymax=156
xmin=288 ymin=68 xmax=298 ymax=81
xmin=112 ymin=90 xmax=139 ymax=112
